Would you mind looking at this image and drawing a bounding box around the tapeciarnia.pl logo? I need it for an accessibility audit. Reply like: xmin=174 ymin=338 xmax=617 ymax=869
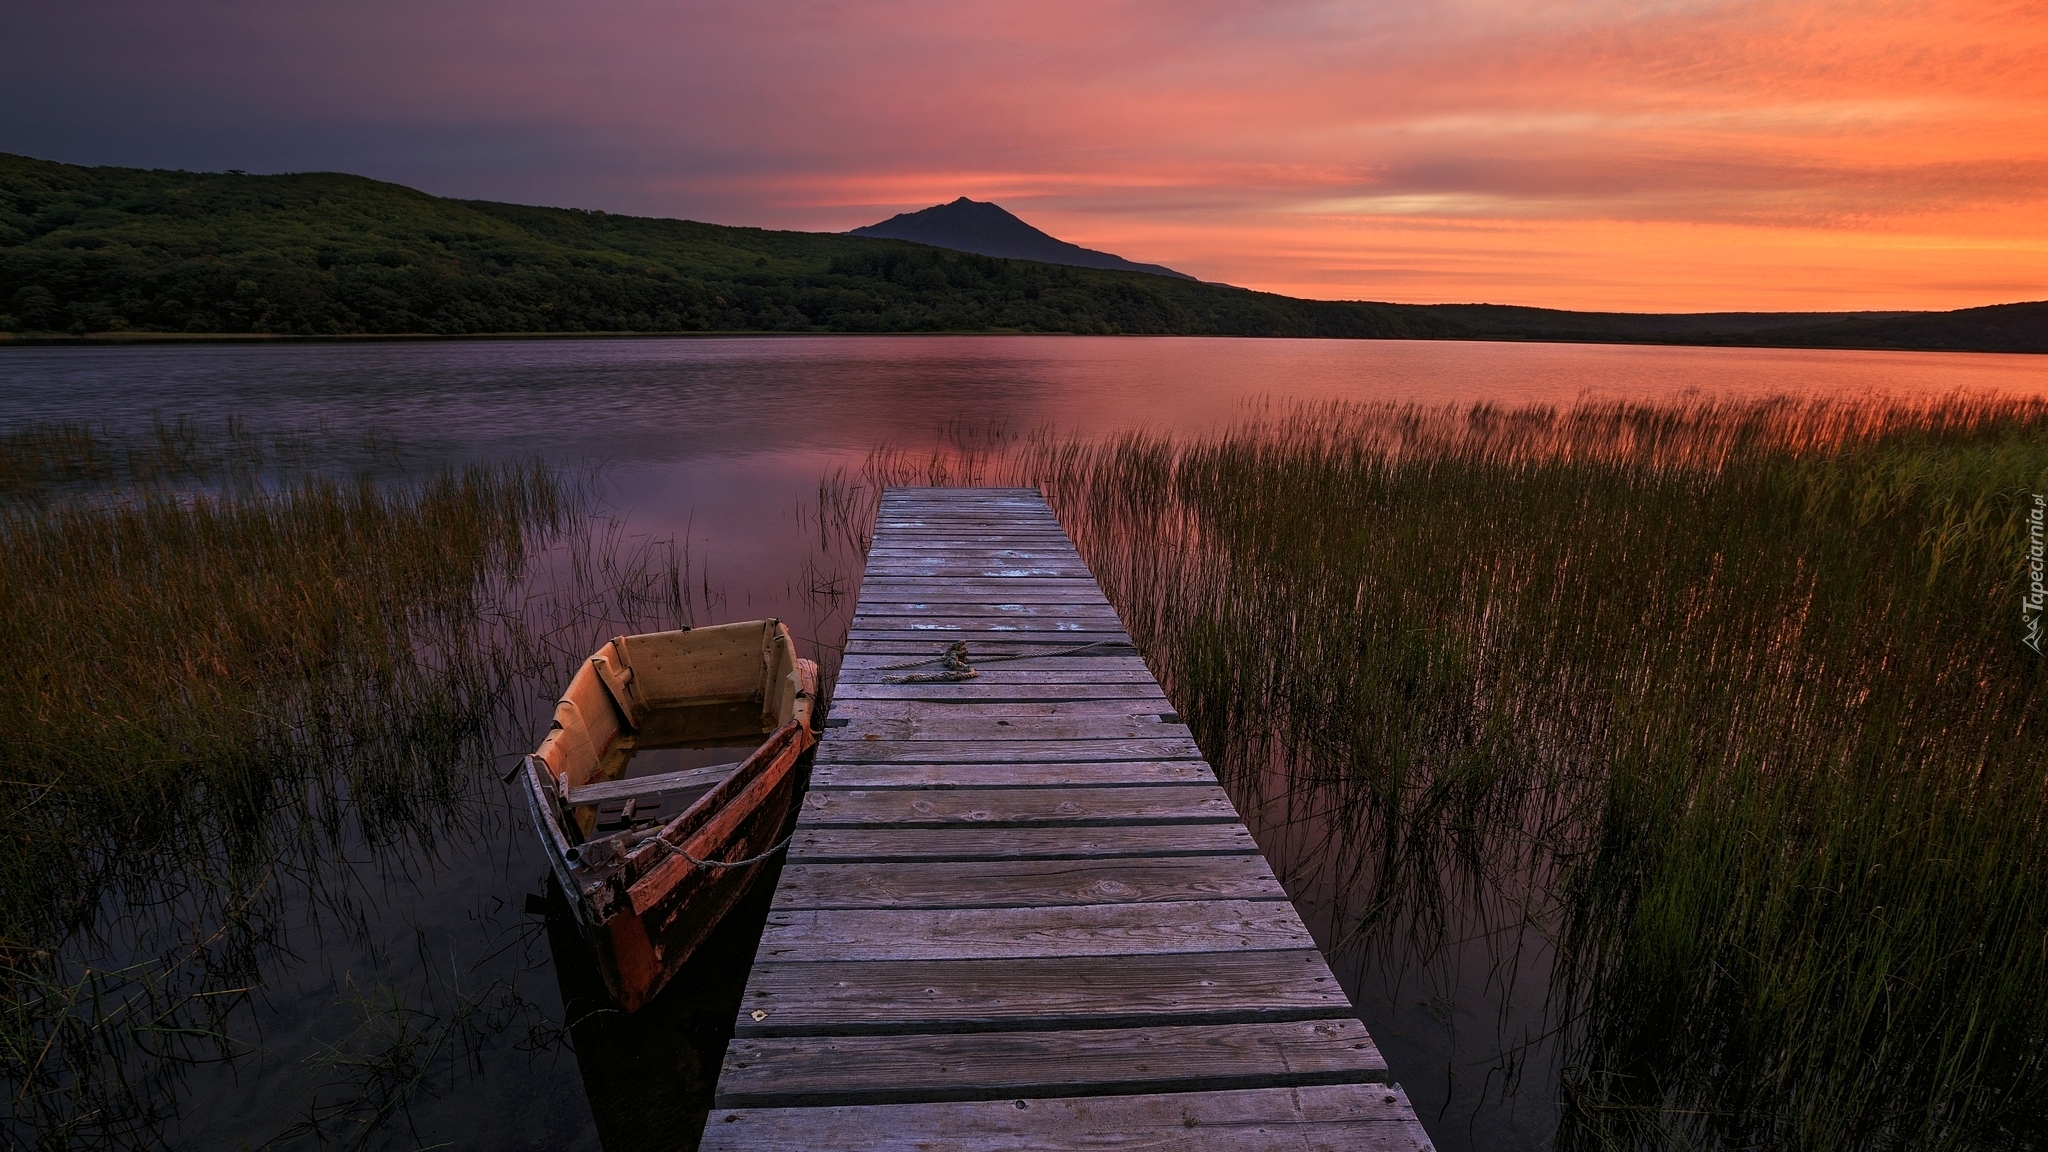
xmin=2026 ymin=493 xmax=2045 ymax=655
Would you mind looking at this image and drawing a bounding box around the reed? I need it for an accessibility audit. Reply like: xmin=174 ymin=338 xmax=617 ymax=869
xmin=845 ymin=395 xmax=2048 ymax=1150
xmin=0 ymin=421 xmax=691 ymax=1148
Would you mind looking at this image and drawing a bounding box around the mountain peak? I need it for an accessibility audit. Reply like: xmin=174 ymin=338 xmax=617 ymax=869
xmin=849 ymin=199 xmax=1196 ymax=281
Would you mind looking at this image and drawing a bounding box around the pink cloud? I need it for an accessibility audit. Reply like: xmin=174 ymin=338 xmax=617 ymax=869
xmin=6 ymin=0 xmax=2044 ymax=309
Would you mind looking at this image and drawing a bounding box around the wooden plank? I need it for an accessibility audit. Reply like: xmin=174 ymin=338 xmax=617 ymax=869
xmin=846 ymin=624 xmax=1127 ymax=639
xmin=815 ymin=737 xmax=1205 ymax=763
xmin=702 ymin=1084 xmax=1432 ymax=1152
xmin=563 ymin=759 xmax=740 ymax=806
xmin=772 ymin=855 xmax=1288 ymax=909
xmin=866 ymin=533 xmax=1070 ymax=543
xmin=796 ymin=784 xmax=1236 ymax=828
xmin=851 ymin=565 xmax=1097 ymax=578
xmin=787 ymin=824 xmax=1261 ymax=863
xmin=841 ymin=634 xmax=1133 ymax=649
xmin=830 ymin=701 xmax=1176 ymax=722
xmin=855 ymin=580 xmax=1109 ymax=598
xmin=837 ymin=645 xmax=1143 ymax=662
xmin=845 ymin=628 xmax=1132 ymax=643
xmin=831 ymin=681 xmax=1168 ymax=700
xmin=866 ymin=543 xmax=1079 ymax=555
xmin=837 ymin=657 xmax=1154 ymax=676
xmin=714 ymin=1019 xmax=1386 ymax=1108
xmin=829 ymin=717 xmax=1189 ymax=743
xmin=852 ymin=603 xmax=1125 ymax=620
xmin=808 ymin=760 xmax=1215 ymax=790
xmin=756 ymin=900 xmax=1316 ymax=962
xmin=834 ymin=669 xmax=1162 ymax=687
xmin=733 ymin=950 xmax=1349 ymax=1036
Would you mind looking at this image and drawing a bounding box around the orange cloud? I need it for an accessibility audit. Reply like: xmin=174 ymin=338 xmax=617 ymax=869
xmin=6 ymin=0 xmax=2044 ymax=310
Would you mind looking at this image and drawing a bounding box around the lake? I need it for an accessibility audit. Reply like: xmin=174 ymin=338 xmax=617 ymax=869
xmin=3 ymin=335 xmax=2043 ymax=1151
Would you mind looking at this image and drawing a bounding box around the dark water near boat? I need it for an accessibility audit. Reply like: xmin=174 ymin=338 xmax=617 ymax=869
xmin=4 ymin=336 xmax=2043 ymax=1151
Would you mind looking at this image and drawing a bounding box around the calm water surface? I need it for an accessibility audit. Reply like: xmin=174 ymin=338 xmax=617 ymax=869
xmin=4 ymin=336 xmax=2043 ymax=1151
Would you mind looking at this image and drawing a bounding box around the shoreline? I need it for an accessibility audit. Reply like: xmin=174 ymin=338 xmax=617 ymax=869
xmin=1 ymin=329 xmax=2040 ymax=356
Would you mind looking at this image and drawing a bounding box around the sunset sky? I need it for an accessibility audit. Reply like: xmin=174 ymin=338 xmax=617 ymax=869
xmin=5 ymin=0 xmax=2044 ymax=311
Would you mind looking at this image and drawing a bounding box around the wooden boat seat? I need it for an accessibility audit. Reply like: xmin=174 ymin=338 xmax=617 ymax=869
xmin=567 ymin=760 xmax=745 ymax=808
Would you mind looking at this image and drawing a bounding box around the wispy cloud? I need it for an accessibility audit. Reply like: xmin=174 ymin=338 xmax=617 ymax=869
xmin=3 ymin=0 xmax=2043 ymax=309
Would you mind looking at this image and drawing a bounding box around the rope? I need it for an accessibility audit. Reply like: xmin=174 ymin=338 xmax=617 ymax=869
xmin=643 ymin=828 xmax=796 ymax=870
xmin=878 ymin=637 xmax=1134 ymax=684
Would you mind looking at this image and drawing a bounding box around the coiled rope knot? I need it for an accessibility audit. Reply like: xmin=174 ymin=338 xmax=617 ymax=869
xmin=883 ymin=640 xmax=979 ymax=683
xmin=877 ymin=637 xmax=1131 ymax=684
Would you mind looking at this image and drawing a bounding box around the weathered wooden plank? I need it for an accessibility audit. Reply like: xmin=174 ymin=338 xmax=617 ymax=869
xmin=837 ymin=657 xmax=1153 ymax=676
xmin=830 ymin=717 xmax=1189 ymax=743
xmin=808 ymin=760 xmax=1214 ymax=790
xmin=867 ymin=544 xmax=1079 ymax=555
xmin=834 ymin=669 xmax=1162 ymax=688
xmin=851 ymin=589 xmax=1108 ymax=605
xmin=829 ymin=701 xmax=1176 ymax=722
xmin=815 ymin=737 xmax=1204 ymax=763
xmin=837 ymin=645 xmax=1141 ymax=662
xmin=847 ymin=623 xmax=1126 ymax=636
xmin=757 ymin=900 xmax=1316 ymax=962
xmin=846 ymin=628 xmax=1132 ymax=643
xmin=701 ymin=1084 xmax=1432 ymax=1152
xmin=847 ymin=586 xmax=1114 ymax=606
xmin=851 ymin=613 xmax=1125 ymax=630
xmin=787 ymin=824 xmax=1261 ymax=863
xmin=866 ymin=532 xmax=1070 ymax=541
xmin=847 ymin=625 xmax=1126 ymax=640
xmin=868 ymin=525 xmax=1067 ymax=536
xmin=734 ymin=950 xmax=1349 ymax=1036
xmin=772 ymin=855 xmax=1288 ymax=909
xmin=563 ymin=759 xmax=741 ymax=806
xmin=850 ymin=601 xmax=1118 ymax=617
xmin=859 ymin=569 xmax=1099 ymax=581
xmin=714 ymin=1019 xmax=1386 ymax=1108
xmin=846 ymin=630 xmax=1118 ymax=647
xmin=856 ymin=574 xmax=1101 ymax=586
xmin=831 ymin=680 xmax=1168 ymax=701
xmin=797 ymin=784 xmax=1235 ymax=828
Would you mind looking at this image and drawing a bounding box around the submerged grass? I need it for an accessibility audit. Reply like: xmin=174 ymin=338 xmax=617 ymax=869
xmin=847 ymin=395 xmax=2048 ymax=1151
xmin=0 ymin=421 xmax=691 ymax=1149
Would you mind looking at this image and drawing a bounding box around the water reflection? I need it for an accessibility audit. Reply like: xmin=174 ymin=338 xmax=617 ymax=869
xmin=4 ymin=339 xmax=2046 ymax=1151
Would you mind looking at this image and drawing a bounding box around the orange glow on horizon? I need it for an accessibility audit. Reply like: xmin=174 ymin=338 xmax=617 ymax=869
xmin=17 ymin=0 xmax=2046 ymax=312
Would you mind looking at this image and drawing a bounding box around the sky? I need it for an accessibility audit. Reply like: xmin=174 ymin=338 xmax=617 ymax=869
xmin=4 ymin=0 xmax=2045 ymax=312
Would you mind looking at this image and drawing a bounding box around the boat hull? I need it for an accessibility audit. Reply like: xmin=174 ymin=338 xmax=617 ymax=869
xmin=523 ymin=620 xmax=817 ymax=1013
xmin=589 ymin=721 xmax=808 ymax=1012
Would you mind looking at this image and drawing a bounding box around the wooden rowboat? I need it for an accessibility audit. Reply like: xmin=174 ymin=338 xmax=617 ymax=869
xmin=524 ymin=620 xmax=818 ymax=1012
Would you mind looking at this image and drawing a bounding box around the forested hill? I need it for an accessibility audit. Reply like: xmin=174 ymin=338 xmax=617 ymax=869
xmin=1 ymin=153 xmax=2041 ymax=351
xmin=0 ymin=154 xmax=1457 ymax=340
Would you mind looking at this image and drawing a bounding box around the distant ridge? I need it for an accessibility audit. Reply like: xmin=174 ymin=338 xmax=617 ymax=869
xmin=851 ymin=197 xmax=1197 ymax=281
xmin=2 ymin=153 xmax=2041 ymax=351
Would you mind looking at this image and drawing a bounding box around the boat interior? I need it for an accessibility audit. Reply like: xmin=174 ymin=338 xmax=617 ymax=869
xmin=529 ymin=621 xmax=817 ymax=859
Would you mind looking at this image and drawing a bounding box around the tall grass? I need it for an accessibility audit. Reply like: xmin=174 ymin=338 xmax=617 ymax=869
xmin=844 ymin=395 xmax=2048 ymax=1150
xmin=0 ymin=421 xmax=692 ymax=1149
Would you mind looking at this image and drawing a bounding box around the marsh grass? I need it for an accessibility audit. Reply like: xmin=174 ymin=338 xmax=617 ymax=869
xmin=840 ymin=395 xmax=2048 ymax=1150
xmin=0 ymin=421 xmax=695 ymax=1149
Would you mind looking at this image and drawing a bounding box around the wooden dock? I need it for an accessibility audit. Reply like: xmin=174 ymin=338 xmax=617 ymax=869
xmin=704 ymin=487 xmax=1434 ymax=1151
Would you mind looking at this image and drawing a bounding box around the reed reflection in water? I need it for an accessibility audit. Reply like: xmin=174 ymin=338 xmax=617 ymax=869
xmin=831 ymin=395 xmax=2048 ymax=1152
xmin=0 ymin=420 xmax=831 ymax=1151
